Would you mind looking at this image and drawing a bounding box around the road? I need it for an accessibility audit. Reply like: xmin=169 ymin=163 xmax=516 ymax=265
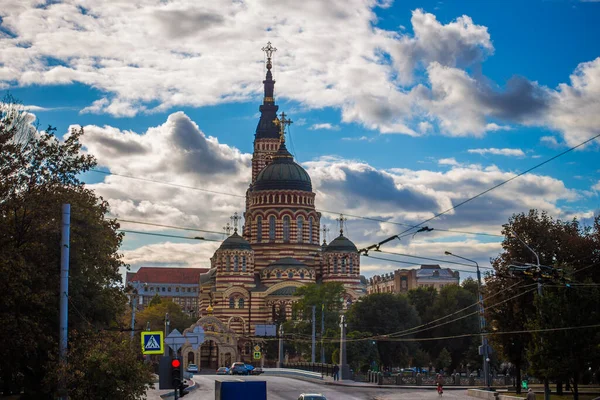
xmin=157 ymin=374 xmax=475 ymax=400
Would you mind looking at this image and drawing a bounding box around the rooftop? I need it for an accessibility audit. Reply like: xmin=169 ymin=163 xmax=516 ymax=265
xmin=127 ymin=267 xmax=208 ymax=285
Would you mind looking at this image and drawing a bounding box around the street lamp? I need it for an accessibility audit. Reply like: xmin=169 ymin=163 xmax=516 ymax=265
xmin=444 ymin=251 xmax=491 ymax=390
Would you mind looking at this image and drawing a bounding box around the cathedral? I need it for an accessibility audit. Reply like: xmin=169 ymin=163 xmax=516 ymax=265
xmin=182 ymin=44 xmax=364 ymax=369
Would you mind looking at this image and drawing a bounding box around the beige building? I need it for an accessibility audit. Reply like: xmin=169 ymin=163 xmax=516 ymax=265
xmin=367 ymin=265 xmax=459 ymax=294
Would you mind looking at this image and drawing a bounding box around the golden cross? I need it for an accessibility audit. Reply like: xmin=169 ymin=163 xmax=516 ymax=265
xmin=336 ymin=214 xmax=347 ymax=235
xmin=273 ymin=112 xmax=293 ymax=141
xmin=322 ymin=225 xmax=330 ymax=244
xmin=230 ymin=212 xmax=240 ymax=233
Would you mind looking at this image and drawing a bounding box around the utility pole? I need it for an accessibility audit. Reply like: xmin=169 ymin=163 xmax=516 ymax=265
xmin=339 ymin=313 xmax=350 ymax=380
xmin=58 ymin=204 xmax=70 ymax=400
xmin=321 ymin=304 xmax=325 ymax=364
xmin=165 ymin=312 xmax=171 ymax=357
xmin=277 ymin=325 xmax=284 ymax=368
xmin=311 ymin=305 xmax=316 ymax=363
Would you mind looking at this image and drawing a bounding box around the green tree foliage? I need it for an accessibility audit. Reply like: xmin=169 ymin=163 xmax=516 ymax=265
xmin=527 ymin=286 xmax=600 ymax=400
xmin=0 ymin=104 xmax=152 ymax=397
xmin=134 ymin=300 xmax=197 ymax=334
xmin=346 ymin=331 xmax=379 ymax=373
xmin=346 ymin=293 xmax=420 ymax=368
xmin=46 ymin=330 xmax=153 ymax=400
xmin=486 ymin=210 xmax=600 ymax=393
xmin=435 ymin=348 xmax=452 ymax=371
xmin=149 ymin=293 xmax=162 ymax=306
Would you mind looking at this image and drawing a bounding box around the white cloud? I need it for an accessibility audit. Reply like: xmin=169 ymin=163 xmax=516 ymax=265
xmin=418 ymin=121 xmax=433 ymax=133
xmin=310 ymin=123 xmax=340 ymax=131
xmin=485 ymin=123 xmax=512 ymax=132
xmin=540 ymin=135 xmax=560 ymax=148
xmin=467 ymin=148 xmax=525 ymax=157
xmin=341 ymin=136 xmax=375 ymax=142
xmin=593 ymin=181 xmax=600 ymax=191
xmin=438 ymin=157 xmax=460 ymax=166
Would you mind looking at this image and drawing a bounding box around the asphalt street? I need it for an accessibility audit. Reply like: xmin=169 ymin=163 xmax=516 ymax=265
xmin=171 ymin=375 xmax=475 ymax=400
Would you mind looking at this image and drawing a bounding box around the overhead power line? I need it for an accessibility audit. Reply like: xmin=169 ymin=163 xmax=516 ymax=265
xmin=360 ymin=131 xmax=600 ymax=252
xmin=89 ymin=169 xmax=502 ymax=238
xmin=362 ymin=253 xmax=491 ymax=276
xmin=378 ymin=249 xmax=494 ymax=270
xmin=117 ymin=229 xmax=221 ymax=242
xmin=115 ymin=218 xmax=224 ymax=236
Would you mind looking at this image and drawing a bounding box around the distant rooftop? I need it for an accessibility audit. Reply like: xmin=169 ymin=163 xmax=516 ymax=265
xmin=127 ymin=267 xmax=208 ymax=285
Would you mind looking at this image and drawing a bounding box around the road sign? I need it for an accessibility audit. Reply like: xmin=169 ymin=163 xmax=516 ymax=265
xmin=253 ymin=345 xmax=261 ymax=352
xmin=185 ymin=326 xmax=205 ymax=350
xmin=253 ymin=351 xmax=261 ymax=360
xmin=141 ymin=331 xmax=164 ymax=355
xmin=165 ymin=329 xmax=186 ymax=352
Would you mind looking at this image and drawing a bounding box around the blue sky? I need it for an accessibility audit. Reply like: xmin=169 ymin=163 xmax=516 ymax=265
xmin=2 ymin=0 xmax=599 ymax=280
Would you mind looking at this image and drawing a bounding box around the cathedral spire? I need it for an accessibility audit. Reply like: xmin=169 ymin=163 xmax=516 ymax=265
xmin=256 ymin=42 xmax=280 ymax=140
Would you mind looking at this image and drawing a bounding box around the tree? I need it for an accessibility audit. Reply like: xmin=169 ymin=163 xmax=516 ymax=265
xmin=46 ymin=330 xmax=153 ymax=400
xmin=149 ymin=293 xmax=163 ymax=307
xmin=486 ymin=210 xmax=600 ymax=394
xmin=412 ymin=348 xmax=431 ymax=372
xmin=346 ymin=331 xmax=379 ymax=373
xmin=0 ymin=104 xmax=148 ymax=397
xmin=135 ymin=300 xmax=196 ymax=334
xmin=436 ymin=348 xmax=452 ymax=372
xmin=346 ymin=293 xmax=420 ymax=368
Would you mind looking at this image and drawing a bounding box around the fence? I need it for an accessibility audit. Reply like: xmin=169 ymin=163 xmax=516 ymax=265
xmin=282 ymin=362 xmax=335 ymax=377
xmin=357 ymin=371 xmax=517 ymax=387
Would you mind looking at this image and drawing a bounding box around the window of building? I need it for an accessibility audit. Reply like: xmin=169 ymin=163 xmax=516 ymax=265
xmin=288 ymin=272 xmax=293 ymax=279
xmin=234 ymin=255 xmax=239 ymax=272
xmin=162 ymin=287 xmax=166 ymax=292
xmin=193 ymin=288 xmax=196 ymax=292
xmin=276 ymin=271 xmax=281 ymax=279
xmin=333 ymin=258 xmax=338 ymax=274
xmin=257 ymin=216 xmax=262 ymax=242
xmin=309 ymin=217 xmax=314 ymax=244
xmin=238 ymin=298 xmax=244 ymax=308
xmin=150 ymin=287 xmax=154 ymax=291
xmin=341 ymin=258 xmax=346 ymax=273
xmin=229 ymin=298 xmax=235 ymax=309
xmin=349 ymin=258 xmax=353 ymax=274
xmin=242 ymin=256 xmax=247 ymax=272
xmin=300 ymin=272 xmax=305 ymax=279
xmin=226 ymin=256 xmax=231 ymax=272
xmin=269 ymin=216 xmax=276 ymax=241
xmin=176 ymin=287 xmax=179 ymax=292
xmin=283 ymin=216 xmax=290 ymax=242
xmin=188 ymin=288 xmax=191 ymax=293
xmin=297 ymin=217 xmax=303 ymax=243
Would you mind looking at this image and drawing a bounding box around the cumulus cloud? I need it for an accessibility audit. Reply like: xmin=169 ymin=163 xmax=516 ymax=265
xmin=540 ymin=135 xmax=560 ymax=147
xmin=438 ymin=158 xmax=460 ymax=166
xmin=467 ymin=148 xmax=525 ymax=157
xmin=310 ymin=123 xmax=340 ymax=131
xmin=593 ymin=181 xmax=600 ymax=191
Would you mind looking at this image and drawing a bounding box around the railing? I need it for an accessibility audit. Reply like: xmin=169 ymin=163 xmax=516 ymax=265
xmin=359 ymin=371 xmax=517 ymax=387
xmin=282 ymin=362 xmax=335 ymax=377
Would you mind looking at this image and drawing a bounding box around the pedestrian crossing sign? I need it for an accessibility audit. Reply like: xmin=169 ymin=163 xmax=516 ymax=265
xmin=253 ymin=351 xmax=261 ymax=360
xmin=141 ymin=331 xmax=164 ymax=355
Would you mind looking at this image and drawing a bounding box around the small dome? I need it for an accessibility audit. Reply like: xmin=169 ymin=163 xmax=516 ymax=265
xmin=219 ymin=231 xmax=252 ymax=251
xmin=253 ymin=142 xmax=312 ymax=192
xmin=324 ymin=234 xmax=358 ymax=253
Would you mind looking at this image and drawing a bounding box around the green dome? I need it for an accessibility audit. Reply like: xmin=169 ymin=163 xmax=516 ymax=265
xmin=218 ymin=231 xmax=252 ymax=251
xmin=324 ymin=234 xmax=358 ymax=253
xmin=254 ymin=142 xmax=312 ymax=192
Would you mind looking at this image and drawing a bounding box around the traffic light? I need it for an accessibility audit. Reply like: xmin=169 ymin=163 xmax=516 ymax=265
xmin=171 ymin=358 xmax=182 ymax=389
xmin=179 ymin=381 xmax=189 ymax=397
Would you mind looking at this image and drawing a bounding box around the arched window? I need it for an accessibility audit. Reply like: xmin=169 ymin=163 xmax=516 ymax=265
xmin=238 ymin=298 xmax=244 ymax=308
xmin=283 ymin=216 xmax=290 ymax=242
xmin=300 ymin=271 xmax=305 ymax=279
xmin=256 ymin=216 xmax=262 ymax=243
xmin=234 ymin=255 xmax=239 ymax=272
xmin=309 ymin=217 xmax=314 ymax=244
xmin=297 ymin=217 xmax=303 ymax=243
xmin=276 ymin=271 xmax=281 ymax=279
xmin=229 ymin=298 xmax=235 ymax=309
xmin=226 ymin=256 xmax=231 ymax=272
xmin=333 ymin=258 xmax=338 ymax=274
xmin=288 ymin=272 xmax=293 ymax=279
xmin=349 ymin=257 xmax=353 ymax=274
xmin=341 ymin=257 xmax=346 ymax=273
xmin=269 ymin=216 xmax=276 ymax=241
xmin=242 ymin=256 xmax=247 ymax=272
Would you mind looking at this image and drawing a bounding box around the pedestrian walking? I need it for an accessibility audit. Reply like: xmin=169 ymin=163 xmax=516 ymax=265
xmin=526 ymin=388 xmax=536 ymax=400
xmin=436 ymin=373 xmax=444 ymax=396
xmin=332 ymin=364 xmax=340 ymax=381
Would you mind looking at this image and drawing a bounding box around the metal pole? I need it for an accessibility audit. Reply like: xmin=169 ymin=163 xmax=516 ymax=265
xmin=321 ymin=304 xmax=325 ymax=364
xmin=277 ymin=325 xmax=284 ymax=368
xmin=130 ymin=293 xmax=137 ymax=340
xmin=339 ymin=314 xmax=350 ymax=380
xmin=59 ymin=204 xmax=70 ymax=400
xmin=165 ymin=313 xmax=170 ymax=357
xmin=311 ymin=305 xmax=316 ymax=363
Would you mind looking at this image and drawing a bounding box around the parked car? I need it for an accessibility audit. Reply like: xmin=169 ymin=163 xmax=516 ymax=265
xmin=298 ymin=394 xmax=327 ymax=400
xmin=216 ymin=367 xmax=230 ymax=375
xmin=230 ymin=362 xmax=248 ymax=375
xmin=186 ymin=363 xmax=199 ymax=373
xmin=245 ymin=364 xmax=264 ymax=375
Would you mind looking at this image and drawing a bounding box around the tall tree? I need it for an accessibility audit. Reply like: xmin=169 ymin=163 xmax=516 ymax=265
xmin=134 ymin=300 xmax=197 ymax=334
xmin=0 ymin=105 xmax=151 ymax=397
xmin=346 ymin=293 xmax=420 ymax=368
xmin=485 ymin=210 xmax=600 ymax=393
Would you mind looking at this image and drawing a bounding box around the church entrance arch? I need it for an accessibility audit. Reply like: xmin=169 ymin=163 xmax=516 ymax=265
xmin=181 ymin=315 xmax=239 ymax=370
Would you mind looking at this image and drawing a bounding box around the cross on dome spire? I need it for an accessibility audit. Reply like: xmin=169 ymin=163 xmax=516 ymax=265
xmin=336 ymin=214 xmax=347 ymax=236
xmin=262 ymin=41 xmax=277 ymax=70
xmin=273 ymin=112 xmax=293 ymax=142
xmin=322 ymin=225 xmax=330 ymax=245
xmin=230 ymin=212 xmax=241 ymax=233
